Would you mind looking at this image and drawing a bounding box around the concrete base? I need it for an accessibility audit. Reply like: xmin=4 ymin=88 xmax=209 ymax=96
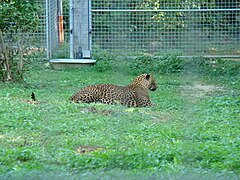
xmin=50 ymin=59 xmax=96 ymax=70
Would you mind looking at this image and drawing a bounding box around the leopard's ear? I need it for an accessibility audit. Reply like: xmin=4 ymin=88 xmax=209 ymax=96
xmin=145 ymin=74 xmax=150 ymax=80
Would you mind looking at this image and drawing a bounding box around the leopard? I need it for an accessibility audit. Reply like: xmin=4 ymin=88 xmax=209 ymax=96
xmin=70 ymin=73 xmax=158 ymax=107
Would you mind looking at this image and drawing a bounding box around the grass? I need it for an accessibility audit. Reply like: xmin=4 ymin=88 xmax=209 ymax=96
xmin=0 ymin=57 xmax=240 ymax=179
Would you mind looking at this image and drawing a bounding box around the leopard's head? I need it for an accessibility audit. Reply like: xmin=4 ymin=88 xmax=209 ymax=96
xmin=131 ymin=73 xmax=158 ymax=91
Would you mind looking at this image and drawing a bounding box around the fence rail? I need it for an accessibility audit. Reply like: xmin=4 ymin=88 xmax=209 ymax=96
xmin=92 ymin=8 xmax=240 ymax=12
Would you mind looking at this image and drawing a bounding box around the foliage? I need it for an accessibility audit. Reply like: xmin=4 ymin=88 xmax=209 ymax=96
xmin=185 ymin=57 xmax=240 ymax=78
xmin=0 ymin=0 xmax=40 ymax=31
xmin=201 ymin=58 xmax=240 ymax=76
xmin=92 ymin=48 xmax=115 ymax=72
xmin=0 ymin=0 xmax=41 ymax=82
xmin=129 ymin=52 xmax=184 ymax=75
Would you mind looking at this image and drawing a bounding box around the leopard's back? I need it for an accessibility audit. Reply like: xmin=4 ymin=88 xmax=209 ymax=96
xmin=70 ymin=84 xmax=134 ymax=105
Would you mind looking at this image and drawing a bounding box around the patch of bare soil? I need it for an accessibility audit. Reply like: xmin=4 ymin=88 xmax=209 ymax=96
xmin=151 ymin=114 xmax=171 ymax=123
xmin=21 ymin=100 xmax=41 ymax=105
xmin=137 ymin=110 xmax=171 ymax=123
xmin=181 ymin=82 xmax=224 ymax=102
xmin=75 ymin=145 xmax=104 ymax=154
xmin=80 ymin=107 xmax=113 ymax=116
xmin=21 ymin=92 xmax=41 ymax=105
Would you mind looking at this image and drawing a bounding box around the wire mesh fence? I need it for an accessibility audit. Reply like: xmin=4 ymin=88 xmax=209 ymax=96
xmin=2 ymin=0 xmax=239 ymax=59
xmin=91 ymin=0 xmax=240 ymax=57
xmin=36 ymin=0 xmax=48 ymax=57
xmin=47 ymin=0 xmax=58 ymax=58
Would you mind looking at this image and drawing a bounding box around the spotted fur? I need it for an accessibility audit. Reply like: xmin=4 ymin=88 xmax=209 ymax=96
xmin=70 ymin=73 xmax=157 ymax=107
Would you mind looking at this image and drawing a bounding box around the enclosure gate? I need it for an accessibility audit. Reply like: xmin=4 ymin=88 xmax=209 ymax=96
xmin=46 ymin=0 xmax=240 ymax=58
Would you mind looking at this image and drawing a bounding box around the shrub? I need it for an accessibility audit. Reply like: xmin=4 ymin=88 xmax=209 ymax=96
xmin=184 ymin=57 xmax=240 ymax=79
xmin=129 ymin=52 xmax=184 ymax=75
xmin=0 ymin=0 xmax=41 ymax=82
xmin=92 ymin=49 xmax=115 ymax=72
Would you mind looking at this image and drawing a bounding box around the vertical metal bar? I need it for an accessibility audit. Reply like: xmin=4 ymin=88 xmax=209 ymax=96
xmin=69 ymin=0 xmax=74 ymax=58
xmin=88 ymin=0 xmax=92 ymax=50
xmin=48 ymin=0 xmax=52 ymax=59
xmin=45 ymin=0 xmax=50 ymax=59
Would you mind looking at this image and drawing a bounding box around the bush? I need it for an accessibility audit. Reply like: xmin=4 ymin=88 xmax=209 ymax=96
xmin=0 ymin=0 xmax=41 ymax=82
xmin=184 ymin=57 xmax=240 ymax=77
xmin=129 ymin=52 xmax=184 ymax=75
xmin=92 ymin=49 xmax=115 ymax=72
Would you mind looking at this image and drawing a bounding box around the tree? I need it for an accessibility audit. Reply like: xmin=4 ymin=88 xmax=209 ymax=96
xmin=0 ymin=0 xmax=41 ymax=82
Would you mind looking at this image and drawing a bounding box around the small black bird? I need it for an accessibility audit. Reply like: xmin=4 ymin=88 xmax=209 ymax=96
xmin=31 ymin=92 xmax=36 ymax=101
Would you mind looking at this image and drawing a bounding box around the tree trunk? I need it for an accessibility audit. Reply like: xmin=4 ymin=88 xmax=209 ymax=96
xmin=0 ymin=29 xmax=13 ymax=81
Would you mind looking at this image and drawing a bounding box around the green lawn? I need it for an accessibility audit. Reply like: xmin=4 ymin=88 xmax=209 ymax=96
xmin=0 ymin=57 xmax=239 ymax=179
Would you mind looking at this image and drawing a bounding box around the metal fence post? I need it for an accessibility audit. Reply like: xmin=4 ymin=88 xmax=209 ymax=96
xmin=71 ymin=0 xmax=91 ymax=59
xmin=69 ymin=0 xmax=74 ymax=58
xmin=45 ymin=0 xmax=50 ymax=59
